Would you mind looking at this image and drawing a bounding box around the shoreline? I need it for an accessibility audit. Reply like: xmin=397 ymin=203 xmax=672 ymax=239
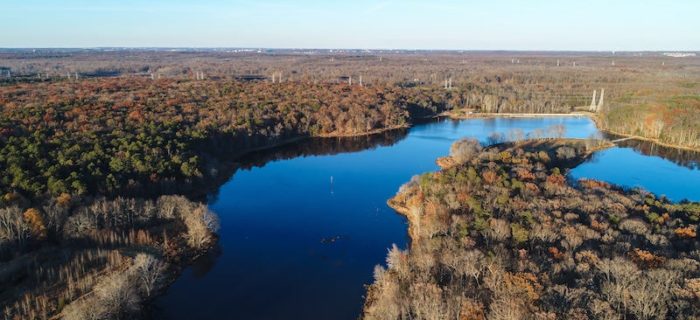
xmin=43 ymin=111 xmax=691 ymax=319
xmin=317 ymin=124 xmax=410 ymax=138
xmin=588 ymin=115 xmax=700 ymax=153
xmin=363 ymin=139 xmax=700 ymax=319
xmin=446 ymin=110 xmax=700 ymax=153
xmin=162 ymin=111 xmax=695 ymax=319
xmin=443 ymin=110 xmax=590 ymax=119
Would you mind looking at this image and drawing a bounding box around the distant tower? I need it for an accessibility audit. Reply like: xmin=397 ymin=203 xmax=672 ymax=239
xmin=75 ymin=72 xmax=79 ymax=80
xmin=557 ymin=59 xmax=560 ymax=67
xmin=597 ymin=89 xmax=605 ymax=111
xmin=611 ymin=60 xmax=615 ymax=66
xmin=573 ymin=61 xmax=576 ymax=67
xmin=359 ymin=76 xmax=363 ymax=87
xmin=349 ymin=76 xmax=352 ymax=86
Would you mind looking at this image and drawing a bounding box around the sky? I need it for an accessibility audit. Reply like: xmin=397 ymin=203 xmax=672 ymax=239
xmin=2 ymin=0 xmax=699 ymax=50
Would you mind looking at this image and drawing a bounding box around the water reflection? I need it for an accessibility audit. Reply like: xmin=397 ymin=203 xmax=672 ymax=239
xmin=205 ymin=129 xmax=409 ymax=203
xmin=189 ymin=244 xmax=223 ymax=279
xmin=604 ymin=133 xmax=700 ymax=169
xmin=156 ymin=116 xmax=697 ymax=319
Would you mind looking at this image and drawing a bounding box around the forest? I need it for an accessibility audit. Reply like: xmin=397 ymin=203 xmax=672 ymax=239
xmin=0 ymin=78 xmax=455 ymax=200
xmin=0 ymin=50 xmax=699 ymax=319
xmin=0 ymin=76 xmax=452 ymax=318
xmin=363 ymin=138 xmax=700 ymax=319
xmin=1 ymin=194 xmax=219 ymax=319
xmin=599 ymin=95 xmax=700 ymax=150
xmin=2 ymin=49 xmax=698 ymax=150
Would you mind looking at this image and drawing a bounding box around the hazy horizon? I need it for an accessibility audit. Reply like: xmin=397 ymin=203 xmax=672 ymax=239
xmin=0 ymin=47 xmax=698 ymax=53
xmin=2 ymin=0 xmax=700 ymax=51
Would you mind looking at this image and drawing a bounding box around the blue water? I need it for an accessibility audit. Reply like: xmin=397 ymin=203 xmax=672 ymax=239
xmin=571 ymin=147 xmax=700 ymax=202
xmin=155 ymin=116 xmax=699 ymax=319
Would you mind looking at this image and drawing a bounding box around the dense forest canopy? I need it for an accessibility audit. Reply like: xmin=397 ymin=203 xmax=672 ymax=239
xmin=0 ymin=78 xmax=455 ymax=199
xmin=0 ymin=50 xmax=698 ymax=319
xmin=2 ymin=49 xmax=698 ymax=149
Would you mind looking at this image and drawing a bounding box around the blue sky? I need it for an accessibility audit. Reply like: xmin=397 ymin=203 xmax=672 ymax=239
xmin=2 ymin=0 xmax=699 ymax=50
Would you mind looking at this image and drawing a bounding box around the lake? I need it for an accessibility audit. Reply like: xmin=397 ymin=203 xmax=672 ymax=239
xmin=155 ymin=116 xmax=700 ymax=319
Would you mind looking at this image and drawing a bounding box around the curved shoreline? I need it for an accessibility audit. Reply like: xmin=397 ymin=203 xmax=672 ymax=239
xmin=588 ymin=115 xmax=700 ymax=153
xmin=445 ymin=110 xmax=700 ymax=153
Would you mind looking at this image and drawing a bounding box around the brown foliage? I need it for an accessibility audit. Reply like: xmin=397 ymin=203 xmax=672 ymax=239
xmin=367 ymin=140 xmax=700 ymax=319
xmin=460 ymin=300 xmax=486 ymax=320
xmin=630 ymin=248 xmax=665 ymax=268
xmin=579 ymin=179 xmax=610 ymax=189
xmin=545 ymin=173 xmax=566 ymax=186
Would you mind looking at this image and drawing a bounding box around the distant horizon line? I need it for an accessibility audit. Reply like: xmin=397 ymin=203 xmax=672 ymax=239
xmin=0 ymin=47 xmax=698 ymax=53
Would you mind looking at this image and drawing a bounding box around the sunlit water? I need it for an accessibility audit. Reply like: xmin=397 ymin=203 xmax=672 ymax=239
xmin=571 ymin=146 xmax=700 ymax=202
xmin=155 ymin=117 xmax=699 ymax=319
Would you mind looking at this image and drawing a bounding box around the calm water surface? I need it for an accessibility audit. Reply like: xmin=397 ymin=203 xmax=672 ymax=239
xmin=155 ymin=117 xmax=699 ymax=319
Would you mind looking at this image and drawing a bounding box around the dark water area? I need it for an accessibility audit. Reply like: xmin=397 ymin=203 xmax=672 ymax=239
xmin=154 ymin=116 xmax=699 ymax=319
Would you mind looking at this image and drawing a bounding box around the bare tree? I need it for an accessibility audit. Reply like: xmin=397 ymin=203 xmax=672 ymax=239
xmin=450 ymin=138 xmax=483 ymax=164
xmin=184 ymin=205 xmax=219 ymax=249
xmin=0 ymin=206 xmax=29 ymax=247
xmin=133 ymin=254 xmax=166 ymax=297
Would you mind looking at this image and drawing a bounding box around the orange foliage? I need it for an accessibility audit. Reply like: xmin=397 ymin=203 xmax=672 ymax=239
xmin=589 ymin=218 xmax=607 ymax=231
xmin=546 ymin=173 xmax=566 ymax=186
xmin=515 ymin=168 xmax=536 ymax=181
xmin=127 ymin=109 xmax=145 ymax=122
xmin=56 ymin=193 xmax=72 ymax=206
xmin=579 ymin=179 xmax=610 ymax=189
xmin=686 ymin=278 xmax=700 ymax=299
xmin=548 ymin=247 xmax=564 ymax=260
xmin=524 ymin=183 xmax=540 ymax=195
xmin=482 ymin=170 xmax=499 ymax=185
xmin=630 ymin=248 xmax=664 ymax=268
xmin=459 ymin=300 xmax=486 ymax=320
xmin=504 ymin=272 xmax=542 ymax=301
xmin=23 ymin=208 xmax=47 ymax=240
xmin=674 ymin=226 xmax=697 ymax=239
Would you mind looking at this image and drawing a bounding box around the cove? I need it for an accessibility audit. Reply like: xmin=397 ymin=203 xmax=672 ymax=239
xmin=154 ymin=116 xmax=699 ymax=319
